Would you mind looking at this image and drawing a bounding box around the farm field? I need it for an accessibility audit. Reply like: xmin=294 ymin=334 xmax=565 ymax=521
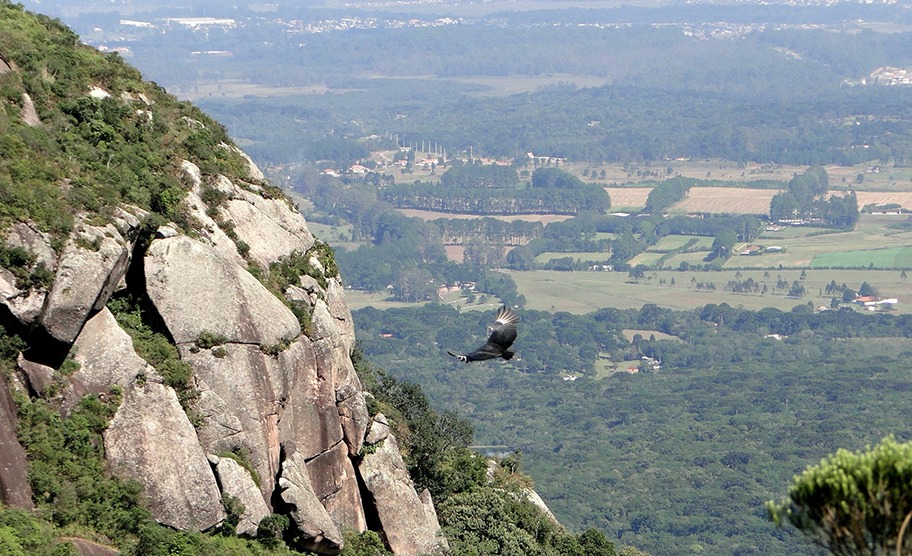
xmin=444 ymin=245 xmax=466 ymax=263
xmin=852 ymin=191 xmax=912 ymax=209
xmin=305 ymin=222 xmax=365 ymax=251
xmin=504 ymin=268 xmax=912 ymax=314
xmin=728 ymin=216 xmax=912 ymax=268
xmin=603 ymin=187 xmax=650 ymax=210
xmin=669 ymin=187 xmax=777 ymax=214
xmin=810 ymin=247 xmax=912 ymax=269
xmin=649 ymin=234 xmax=714 ymax=251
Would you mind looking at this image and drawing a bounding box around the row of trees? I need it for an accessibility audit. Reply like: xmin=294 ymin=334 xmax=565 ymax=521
xmin=433 ymin=217 xmax=544 ymax=246
xmin=379 ymin=177 xmax=611 ymax=216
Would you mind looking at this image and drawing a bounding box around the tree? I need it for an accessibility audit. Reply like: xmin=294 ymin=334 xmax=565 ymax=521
xmin=767 ymin=436 xmax=912 ymax=556
xmin=709 ymin=229 xmax=737 ymax=260
xmin=628 ymin=266 xmax=646 ymax=282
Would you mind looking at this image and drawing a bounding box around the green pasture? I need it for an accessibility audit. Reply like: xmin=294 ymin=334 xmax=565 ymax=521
xmin=811 ymin=247 xmax=912 ymax=269
xmin=657 ymin=251 xmax=713 ymax=268
xmin=727 ymin=219 xmax=912 ymax=269
xmin=504 ymin=268 xmax=911 ymax=314
xmin=594 ymin=355 xmax=642 ymax=379
xmin=628 ymin=252 xmax=666 ymax=266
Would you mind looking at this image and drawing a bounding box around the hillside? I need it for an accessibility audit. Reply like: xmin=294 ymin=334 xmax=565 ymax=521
xmin=0 ymin=4 xmax=620 ymax=556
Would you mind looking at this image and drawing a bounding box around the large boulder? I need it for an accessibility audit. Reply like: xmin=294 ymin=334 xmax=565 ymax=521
xmin=358 ymin=432 xmax=448 ymax=556
xmin=278 ymin=448 xmax=343 ymax=555
xmin=0 ymin=268 xmax=46 ymax=326
xmin=144 ymin=234 xmax=299 ymax=346
xmin=208 ymin=454 xmax=270 ymax=537
xmin=40 ymin=222 xmax=134 ymax=344
xmin=0 ymin=373 xmax=33 ymax=509
xmin=214 ymin=179 xmax=314 ymax=269
xmin=104 ymin=381 xmax=225 ymax=531
xmin=5 ymin=222 xmax=57 ymax=271
xmin=72 ymin=307 xmax=150 ymax=394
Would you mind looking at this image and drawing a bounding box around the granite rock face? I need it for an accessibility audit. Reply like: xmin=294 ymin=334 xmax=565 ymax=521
xmin=3 ymin=154 xmax=450 ymax=554
xmin=359 ymin=432 xmax=449 ymax=556
xmin=104 ymin=381 xmax=225 ymax=531
xmin=278 ymin=449 xmax=344 ymax=555
xmin=0 ymin=373 xmax=33 ymax=510
xmin=144 ymin=234 xmax=300 ymax=346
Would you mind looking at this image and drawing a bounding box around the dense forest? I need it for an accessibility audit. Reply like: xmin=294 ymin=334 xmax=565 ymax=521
xmin=351 ymin=302 xmax=912 ymax=555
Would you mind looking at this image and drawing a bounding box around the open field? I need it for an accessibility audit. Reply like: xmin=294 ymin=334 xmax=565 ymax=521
xmin=670 ymin=187 xmax=778 ymax=214
xmin=852 ymin=191 xmax=912 ymax=209
xmin=345 ymin=288 xmax=503 ymax=312
xmin=586 ymin=161 xmax=912 ymax=190
xmin=811 ymin=247 xmax=912 ymax=269
xmin=649 ymin=234 xmax=714 ymax=251
xmin=504 ymin=268 xmax=912 ymax=314
xmin=604 ymin=187 xmax=651 ymax=210
xmin=305 ymin=222 xmax=366 ymax=251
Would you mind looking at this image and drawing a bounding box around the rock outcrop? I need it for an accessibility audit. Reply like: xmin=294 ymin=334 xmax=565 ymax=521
xmin=0 ymin=373 xmax=33 ymax=510
xmin=208 ymin=454 xmax=270 ymax=537
xmin=104 ymin=380 xmax=225 ymax=531
xmin=145 ymin=234 xmax=300 ymax=346
xmin=39 ymin=219 xmax=138 ymax=346
xmin=359 ymin=428 xmax=449 ymax=556
xmin=2 ymin=133 xmax=448 ymax=553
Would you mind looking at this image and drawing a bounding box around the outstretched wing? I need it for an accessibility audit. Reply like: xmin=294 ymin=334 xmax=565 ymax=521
xmin=447 ymin=306 xmax=520 ymax=362
xmin=486 ymin=305 xmax=519 ymax=350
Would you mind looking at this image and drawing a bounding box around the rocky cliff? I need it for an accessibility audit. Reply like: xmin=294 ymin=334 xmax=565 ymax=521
xmin=0 ymin=29 xmax=446 ymax=554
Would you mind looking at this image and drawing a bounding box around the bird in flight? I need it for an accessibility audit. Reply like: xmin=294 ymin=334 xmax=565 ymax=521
xmin=448 ymin=305 xmax=520 ymax=362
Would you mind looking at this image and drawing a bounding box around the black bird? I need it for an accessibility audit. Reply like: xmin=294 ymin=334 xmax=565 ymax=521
xmin=448 ymin=305 xmax=520 ymax=362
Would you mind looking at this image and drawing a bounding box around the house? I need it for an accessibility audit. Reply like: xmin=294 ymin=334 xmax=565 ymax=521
xmin=740 ymin=245 xmax=762 ymax=256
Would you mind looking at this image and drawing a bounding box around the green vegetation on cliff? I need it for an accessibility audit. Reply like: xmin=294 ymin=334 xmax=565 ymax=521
xmin=0 ymin=0 xmax=250 ymax=238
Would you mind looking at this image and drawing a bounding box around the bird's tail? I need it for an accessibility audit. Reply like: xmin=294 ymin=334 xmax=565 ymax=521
xmin=447 ymin=350 xmax=468 ymax=363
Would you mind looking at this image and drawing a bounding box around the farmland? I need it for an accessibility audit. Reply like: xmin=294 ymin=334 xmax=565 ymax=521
xmin=505 ymin=268 xmax=912 ymax=314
